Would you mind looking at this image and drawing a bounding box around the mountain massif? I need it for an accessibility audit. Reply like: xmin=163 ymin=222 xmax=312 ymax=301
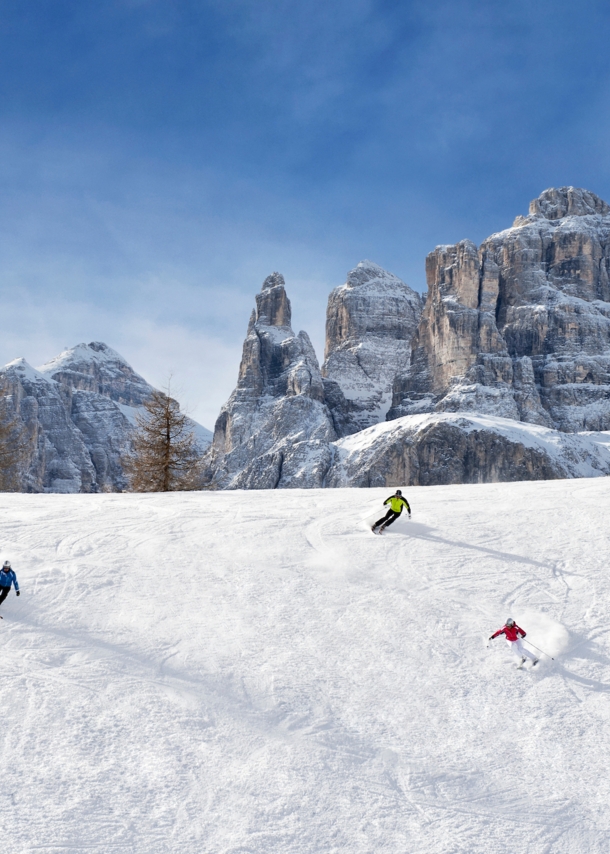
xmin=204 ymin=187 xmax=610 ymax=488
xmin=4 ymin=186 xmax=610 ymax=492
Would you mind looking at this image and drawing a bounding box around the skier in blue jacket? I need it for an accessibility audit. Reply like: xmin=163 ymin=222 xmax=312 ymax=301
xmin=0 ymin=560 xmax=20 ymax=608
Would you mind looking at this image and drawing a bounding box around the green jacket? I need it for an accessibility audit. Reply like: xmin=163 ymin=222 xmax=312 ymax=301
xmin=384 ymin=494 xmax=410 ymax=514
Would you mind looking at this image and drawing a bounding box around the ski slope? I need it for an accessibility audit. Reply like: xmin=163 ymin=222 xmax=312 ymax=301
xmin=1 ymin=480 xmax=610 ymax=853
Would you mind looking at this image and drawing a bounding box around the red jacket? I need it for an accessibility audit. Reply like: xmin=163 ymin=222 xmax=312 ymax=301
xmin=491 ymin=624 xmax=526 ymax=642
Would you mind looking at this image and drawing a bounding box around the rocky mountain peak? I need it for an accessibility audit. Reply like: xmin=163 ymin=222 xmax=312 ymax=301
xmin=3 ymin=342 xmax=210 ymax=494
xmin=528 ymin=186 xmax=610 ymax=220
xmin=261 ymin=271 xmax=285 ymax=290
xmin=255 ymin=272 xmax=291 ymax=328
xmin=345 ymin=259 xmax=398 ymax=288
xmin=203 ymin=272 xmax=336 ymax=488
xmin=37 ymin=341 xmax=152 ymax=407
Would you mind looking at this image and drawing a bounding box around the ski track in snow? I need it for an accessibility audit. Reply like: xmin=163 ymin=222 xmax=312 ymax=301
xmin=1 ymin=481 xmax=610 ymax=852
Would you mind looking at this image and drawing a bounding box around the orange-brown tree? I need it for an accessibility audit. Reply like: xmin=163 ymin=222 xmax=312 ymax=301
xmin=124 ymin=389 xmax=203 ymax=492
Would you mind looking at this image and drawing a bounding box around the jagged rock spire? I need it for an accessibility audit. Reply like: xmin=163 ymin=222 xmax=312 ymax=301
xmin=255 ymin=271 xmax=291 ymax=328
xmin=204 ymin=272 xmax=336 ymax=488
xmin=261 ymin=271 xmax=285 ymax=289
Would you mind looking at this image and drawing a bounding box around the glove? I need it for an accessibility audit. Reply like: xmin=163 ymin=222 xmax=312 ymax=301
xmin=488 ymin=636 xmax=493 ymax=641
xmin=408 ymin=512 xmax=411 ymax=518
xmin=16 ymin=591 xmax=20 ymax=597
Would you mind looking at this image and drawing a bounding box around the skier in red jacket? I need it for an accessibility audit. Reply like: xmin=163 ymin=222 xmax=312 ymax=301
xmin=489 ymin=618 xmax=538 ymax=667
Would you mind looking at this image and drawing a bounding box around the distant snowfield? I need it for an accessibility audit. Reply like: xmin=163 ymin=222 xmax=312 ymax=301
xmin=1 ymin=480 xmax=609 ymax=853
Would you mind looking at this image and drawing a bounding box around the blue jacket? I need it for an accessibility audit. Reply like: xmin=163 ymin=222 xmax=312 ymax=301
xmin=0 ymin=568 xmax=19 ymax=591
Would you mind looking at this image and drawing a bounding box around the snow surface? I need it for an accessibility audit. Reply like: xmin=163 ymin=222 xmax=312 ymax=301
xmin=1 ymin=480 xmax=610 ymax=852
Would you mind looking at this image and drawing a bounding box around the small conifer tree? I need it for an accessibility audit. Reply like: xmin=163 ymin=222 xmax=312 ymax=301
xmin=123 ymin=387 xmax=203 ymax=492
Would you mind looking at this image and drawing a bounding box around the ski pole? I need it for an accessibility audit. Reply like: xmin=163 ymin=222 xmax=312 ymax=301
xmin=524 ymin=640 xmax=554 ymax=660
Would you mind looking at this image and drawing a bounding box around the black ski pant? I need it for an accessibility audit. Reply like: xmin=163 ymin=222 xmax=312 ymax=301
xmin=0 ymin=586 xmax=10 ymax=607
xmin=373 ymin=509 xmax=402 ymax=530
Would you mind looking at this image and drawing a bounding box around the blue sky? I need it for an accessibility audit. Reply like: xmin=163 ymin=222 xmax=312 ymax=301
xmin=1 ymin=0 xmax=610 ymax=426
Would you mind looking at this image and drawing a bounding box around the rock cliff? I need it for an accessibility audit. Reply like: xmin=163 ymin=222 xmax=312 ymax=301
xmin=389 ymin=187 xmax=610 ymax=432
xmin=203 ymin=273 xmax=336 ymax=488
xmin=322 ymin=261 xmax=422 ymax=436
xmin=1 ymin=359 xmax=97 ymax=493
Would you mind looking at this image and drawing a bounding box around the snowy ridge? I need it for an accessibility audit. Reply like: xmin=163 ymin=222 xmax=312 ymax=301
xmin=1 ymin=481 xmax=609 ymax=852
xmin=326 ymin=412 xmax=610 ymax=487
xmin=38 ymin=341 xmax=135 ymax=373
xmin=37 ymin=341 xmax=154 ymax=407
xmin=337 ymin=411 xmax=610 ymax=463
xmin=4 ymin=357 xmax=55 ymax=385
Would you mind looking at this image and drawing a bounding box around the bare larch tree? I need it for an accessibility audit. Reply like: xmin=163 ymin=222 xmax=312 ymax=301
xmin=123 ymin=388 xmax=203 ymax=492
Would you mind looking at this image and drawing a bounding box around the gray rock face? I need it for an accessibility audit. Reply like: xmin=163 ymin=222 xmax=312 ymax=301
xmin=203 ymin=273 xmax=337 ymax=488
xmin=1 ymin=342 xmax=211 ymax=493
xmin=33 ymin=343 xmax=157 ymax=490
xmin=389 ymin=187 xmax=610 ymax=432
xmin=1 ymin=359 xmax=97 ymax=493
xmin=322 ymin=261 xmax=422 ymax=436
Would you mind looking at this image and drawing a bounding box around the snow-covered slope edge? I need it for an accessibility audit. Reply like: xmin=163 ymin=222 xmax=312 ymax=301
xmin=1 ymin=481 xmax=609 ymax=852
xmin=327 ymin=413 xmax=610 ymax=486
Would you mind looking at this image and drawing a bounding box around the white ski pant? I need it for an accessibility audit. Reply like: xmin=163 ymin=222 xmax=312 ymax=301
xmin=507 ymin=638 xmax=536 ymax=662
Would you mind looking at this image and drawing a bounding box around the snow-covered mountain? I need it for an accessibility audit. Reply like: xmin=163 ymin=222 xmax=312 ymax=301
xmin=38 ymin=341 xmax=154 ymax=406
xmin=2 ymin=481 xmax=609 ymax=851
xmin=207 ymin=188 xmax=610 ymax=489
xmin=1 ymin=342 xmax=212 ymax=493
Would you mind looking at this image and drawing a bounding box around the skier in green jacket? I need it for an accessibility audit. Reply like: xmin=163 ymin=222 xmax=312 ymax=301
xmin=372 ymin=490 xmax=411 ymax=534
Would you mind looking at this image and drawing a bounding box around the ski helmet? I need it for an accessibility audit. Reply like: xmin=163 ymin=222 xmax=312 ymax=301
xmin=506 ymin=618 xmax=515 ymax=627
xmin=395 ymin=489 xmax=403 ymax=496
xmin=2 ymin=561 xmax=10 ymax=568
